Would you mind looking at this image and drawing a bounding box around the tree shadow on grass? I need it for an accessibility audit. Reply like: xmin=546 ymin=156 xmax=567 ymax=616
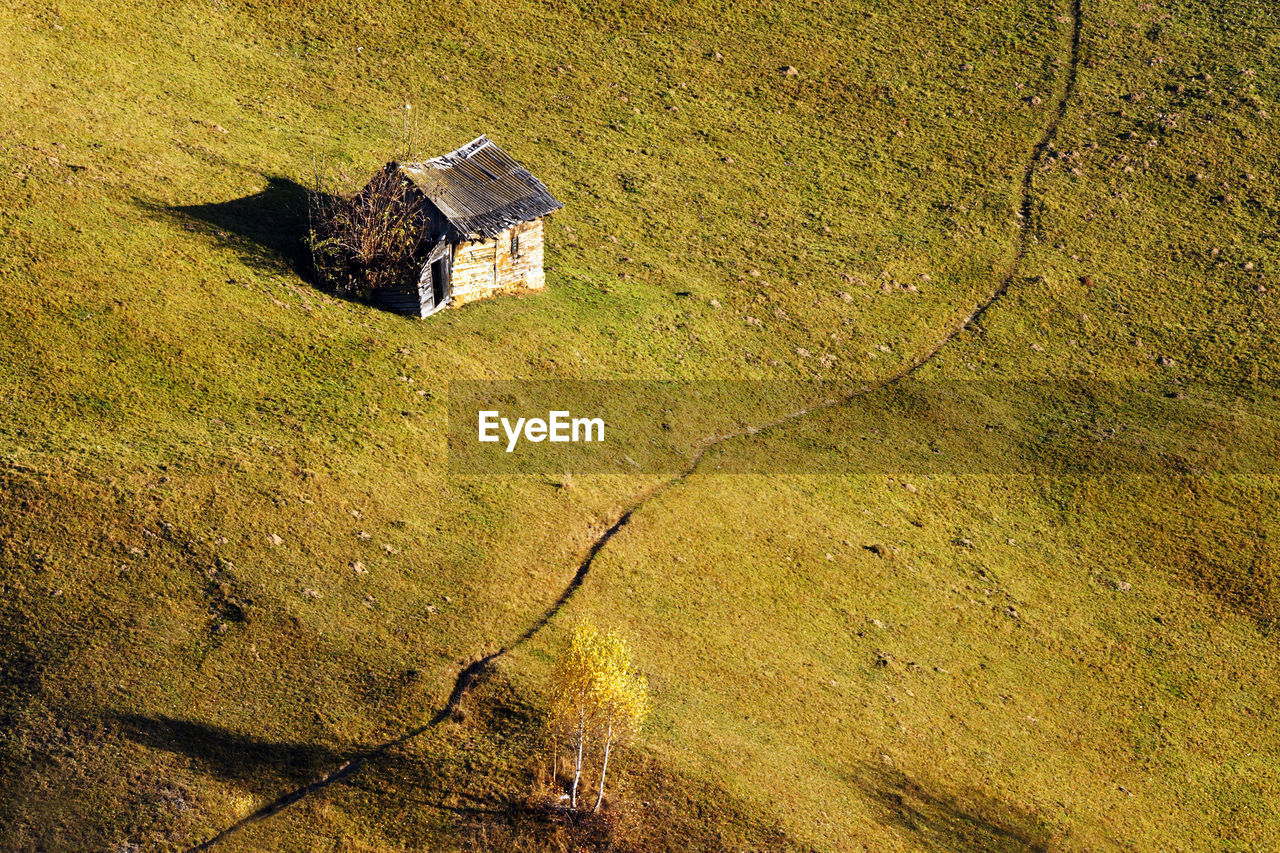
xmin=114 ymin=671 xmax=810 ymax=852
xmin=329 ymin=674 xmax=808 ymax=853
xmin=854 ymin=763 xmax=1061 ymax=852
xmin=115 ymin=713 xmax=346 ymax=793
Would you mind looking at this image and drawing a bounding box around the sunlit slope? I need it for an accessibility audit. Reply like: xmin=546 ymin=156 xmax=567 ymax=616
xmin=517 ymin=0 xmax=1280 ymax=850
xmin=0 ymin=0 xmax=1276 ymax=850
xmin=0 ymin=0 xmax=1061 ymax=464
xmin=548 ymin=472 xmax=1280 ymax=851
xmin=1 ymin=0 xmax=1064 ymax=847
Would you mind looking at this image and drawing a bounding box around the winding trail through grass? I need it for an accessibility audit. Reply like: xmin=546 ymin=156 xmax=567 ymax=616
xmin=185 ymin=2 xmax=1082 ymax=848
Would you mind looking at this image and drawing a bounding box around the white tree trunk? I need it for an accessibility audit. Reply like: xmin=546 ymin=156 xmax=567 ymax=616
xmin=592 ymin=724 xmax=614 ymax=814
xmin=570 ymin=707 xmax=585 ymax=809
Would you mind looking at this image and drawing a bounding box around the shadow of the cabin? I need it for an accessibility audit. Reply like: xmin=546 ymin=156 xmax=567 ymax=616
xmin=140 ymin=176 xmax=328 ymax=284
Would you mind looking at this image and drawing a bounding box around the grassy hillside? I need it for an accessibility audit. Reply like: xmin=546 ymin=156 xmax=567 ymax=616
xmin=0 ymin=0 xmax=1277 ymax=850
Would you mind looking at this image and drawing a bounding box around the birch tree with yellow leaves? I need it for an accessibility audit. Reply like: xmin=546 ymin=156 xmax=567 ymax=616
xmin=548 ymin=621 xmax=650 ymax=812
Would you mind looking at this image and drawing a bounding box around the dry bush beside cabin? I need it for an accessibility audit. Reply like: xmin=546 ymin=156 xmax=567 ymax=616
xmin=307 ymin=165 xmax=430 ymax=297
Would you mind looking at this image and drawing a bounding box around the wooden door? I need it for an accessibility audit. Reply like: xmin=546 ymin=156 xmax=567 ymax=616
xmin=417 ymin=241 xmax=452 ymax=318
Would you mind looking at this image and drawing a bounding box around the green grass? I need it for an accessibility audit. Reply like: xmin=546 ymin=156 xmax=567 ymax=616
xmin=0 ymin=0 xmax=1278 ymax=849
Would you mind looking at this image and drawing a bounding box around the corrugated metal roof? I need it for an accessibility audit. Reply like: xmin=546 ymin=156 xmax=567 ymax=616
xmin=396 ymin=136 xmax=563 ymax=239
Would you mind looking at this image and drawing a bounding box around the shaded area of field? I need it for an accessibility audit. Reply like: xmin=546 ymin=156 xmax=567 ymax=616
xmin=152 ymin=177 xmax=315 ymax=279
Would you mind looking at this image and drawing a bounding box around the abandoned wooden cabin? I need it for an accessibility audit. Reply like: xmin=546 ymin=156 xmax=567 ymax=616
xmin=362 ymin=136 xmax=563 ymax=318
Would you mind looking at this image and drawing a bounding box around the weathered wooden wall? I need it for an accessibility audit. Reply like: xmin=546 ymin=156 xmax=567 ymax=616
xmin=449 ymin=218 xmax=546 ymax=308
xmin=503 ymin=218 xmax=547 ymax=292
xmin=373 ymin=281 xmax=426 ymax=316
xmin=449 ymin=238 xmax=498 ymax=306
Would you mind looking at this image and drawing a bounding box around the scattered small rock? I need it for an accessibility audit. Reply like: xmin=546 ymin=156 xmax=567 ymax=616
xmin=266 ymin=533 xmax=284 ymax=546
xmin=1116 ymin=580 xmax=1132 ymax=592
xmin=795 ymin=347 xmax=810 ymax=358
xmin=351 ymin=561 xmax=367 ymax=575
xmin=302 ymin=587 xmax=321 ymax=599
xmin=837 ymin=291 xmax=854 ymax=303
xmin=781 ymin=65 xmax=798 ymax=77
xmin=382 ymin=543 xmax=398 ymax=554
xmin=1158 ymin=356 xmax=1175 ymax=367
xmin=1027 ymin=95 xmax=1043 ymax=106
xmin=903 ymin=482 xmax=917 ymax=493
xmin=960 ymin=62 xmax=974 ymax=72
xmin=356 ymin=530 xmax=372 ymax=540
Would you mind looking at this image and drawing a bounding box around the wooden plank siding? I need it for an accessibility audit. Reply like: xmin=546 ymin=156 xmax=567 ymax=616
xmin=449 ymin=217 xmax=546 ymax=308
xmin=373 ymin=281 xmax=428 ymax=316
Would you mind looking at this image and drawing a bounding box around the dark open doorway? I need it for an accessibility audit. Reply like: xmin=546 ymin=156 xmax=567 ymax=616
xmin=431 ymin=257 xmax=449 ymax=308
xmin=417 ymin=247 xmax=452 ymax=318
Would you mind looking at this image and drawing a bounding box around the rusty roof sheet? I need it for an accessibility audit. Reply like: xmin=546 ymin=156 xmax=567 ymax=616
xmin=396 ymin=136 xmax=563 ymax=239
